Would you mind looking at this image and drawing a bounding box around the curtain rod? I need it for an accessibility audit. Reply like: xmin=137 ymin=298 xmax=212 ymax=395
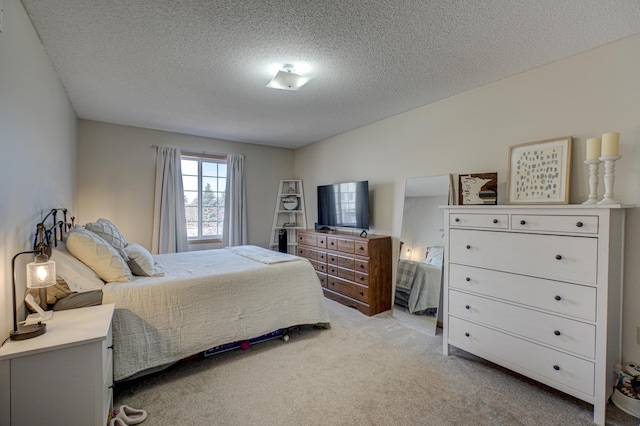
xmin=150 ymin=145 xmax=236 ymax=158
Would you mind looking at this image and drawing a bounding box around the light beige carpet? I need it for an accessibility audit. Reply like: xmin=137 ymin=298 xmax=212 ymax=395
xmin=114 ymin=299 xmax=638 ymax=425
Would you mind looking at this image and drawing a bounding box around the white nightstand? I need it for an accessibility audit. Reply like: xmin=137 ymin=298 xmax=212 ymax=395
xmin=0 ymin=303 xmax=114 ymax=426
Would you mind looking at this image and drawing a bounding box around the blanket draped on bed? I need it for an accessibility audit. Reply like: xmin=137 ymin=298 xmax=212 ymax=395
xmin=102 ymin=246 xmax=330 ymax=380
xmin=395 ymin=259 xmax=442 ymax=313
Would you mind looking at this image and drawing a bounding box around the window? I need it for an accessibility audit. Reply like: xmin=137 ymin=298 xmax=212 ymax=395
xmin=181 ymin=154 xmax=227 ymax=240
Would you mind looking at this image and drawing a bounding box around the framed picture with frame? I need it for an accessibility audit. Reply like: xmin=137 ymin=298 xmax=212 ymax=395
xmin=458 ymin=173 xmax=498 ymax=205
xmin=506 ymin=136 xmax=572 ymax=204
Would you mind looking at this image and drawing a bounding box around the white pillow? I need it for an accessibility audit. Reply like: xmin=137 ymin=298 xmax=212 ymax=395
xmin=66 ymin=227 xmax=132 ymax=283
xmin=50 ymin=242 xmax=105 ymax=292
xmin=125 ymin=243 xmax=164 ymax=277
xmin=85 ymin=218 xmax=127 ymax=259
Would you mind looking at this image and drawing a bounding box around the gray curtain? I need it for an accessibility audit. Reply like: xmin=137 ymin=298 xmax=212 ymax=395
xmin=223 ymin=154 xmax=247 ymax=247
xmin=151 ymin=146 xmax=188 ymax=254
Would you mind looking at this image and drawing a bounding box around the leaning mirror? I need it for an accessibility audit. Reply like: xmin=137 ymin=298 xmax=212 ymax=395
xmin=394 ymin=174 xmax=451 ymax=336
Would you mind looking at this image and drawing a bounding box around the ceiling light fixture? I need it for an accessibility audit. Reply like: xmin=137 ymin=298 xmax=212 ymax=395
xmin=266 ymin=64 xmax=313 ymax=91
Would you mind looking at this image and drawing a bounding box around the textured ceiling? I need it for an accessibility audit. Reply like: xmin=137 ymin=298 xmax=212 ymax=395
xmin=21 ymin=0 xmax=640 ymax=149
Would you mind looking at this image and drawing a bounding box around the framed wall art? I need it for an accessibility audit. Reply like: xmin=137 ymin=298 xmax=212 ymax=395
xmin=458 ymin=173 xmax=498 ymax=205
xmin=506 ymin=136 xmax=572 ymax=204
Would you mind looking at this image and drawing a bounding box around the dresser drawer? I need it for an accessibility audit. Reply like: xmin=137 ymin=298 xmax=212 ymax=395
xmin=298 ymin=233 xmax=318 ymax=247
xmin=449 ymin=264 xmax=596 ymax=321
xmin=449 ymin=229 xmax=598 ymax=285
xmin=317 ymin=250 xmax=327 ymax=263
xmin=354 ymin=259 xmax=369 ymax=274
xmin=449 ymin=213 xmax=509 ymax=229
xmin=448 ymin=316 xmax=595 ymax=396
xmin=327 ymin=276 xmax=369 ymax=303
xmin=337 ymin=266 xmax=355 ymax=281
xmin=297 ymin=247 xmax=318 ymax=260
xmin=449 ymin=291 xmax=596 ymax=357
xmin=316 ymin=272 xmax=328 ymax=288
xmin=511 ymin=214 xmax=599 ymax=234
xmin=337 ymin=255 xmax=355 ymax=269
xmin=308 ymin=259 xmax=327 ymax=273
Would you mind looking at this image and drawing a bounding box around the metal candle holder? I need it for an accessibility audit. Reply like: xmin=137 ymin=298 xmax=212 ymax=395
xmin=597 ymin=155 xmax=622 ymax=205
xmin=582 ymin=159 xmax=601 ymax=205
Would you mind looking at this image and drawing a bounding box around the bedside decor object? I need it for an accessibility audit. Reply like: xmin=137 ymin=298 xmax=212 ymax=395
xmin=458 ymin=173 xmax=497 ymax=205
xmin=583 ymin=137 xmax=602 ymax=205
xmin=506 ymin=136 xmax=572 ymax=204
xmin=283 ymin=195 xmax=299 ymax=210
xmin=10 ymin=247 xmax=56 ymax=340
xmin=598 ymin=132 xmax=622 ymax=205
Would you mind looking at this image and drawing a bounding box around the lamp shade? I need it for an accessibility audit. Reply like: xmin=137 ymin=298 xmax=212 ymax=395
xmin=266 ymin=70 xmax=313 ymax=91
xmin=26 ymin=257 xmax=56 ymax=288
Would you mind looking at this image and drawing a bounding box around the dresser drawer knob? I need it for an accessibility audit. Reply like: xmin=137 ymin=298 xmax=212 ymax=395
xmin=464 ymin=332 xmax=470 ymax=337
xmin=465 ymin=277 xmax=471 ymax=282
xmin=576 ymin=221 xmax=584 ymax=228
xmin=554 ymin=330 xmax=561 ymax=336
xmin=466 ymin=245 xmax=471 ymax=250
xmin=493 ymin=219 xmax=498 ymax=224
xmin=555 ymin=254 xmax=563 ymax=260
xmin=359 ymin=291 xmax=364 ymax=296
xmin=455 ymin=218 xmax=460 ymax=222
xmin=330 ymin=281 xmax=335 ymax=286
xmin=554 ymin=295 xmax=562 ymax=301
xmin=465 ymin=305 xmax=470 ymax=310
xmin=359 ymin=265 xmax=365 ymax=269
xmin=553 ymin=365 xmax=560 ymax=371
xmin=520 ymin=220 xmax=526 ymax=225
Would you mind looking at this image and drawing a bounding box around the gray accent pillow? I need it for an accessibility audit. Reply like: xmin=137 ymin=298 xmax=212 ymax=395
xmin=124 ymin=243 xmax=164 ymax=277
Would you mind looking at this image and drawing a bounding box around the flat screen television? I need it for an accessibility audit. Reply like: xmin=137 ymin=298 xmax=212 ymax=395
xmin=317 ymin=180 xmax=369 ymax=230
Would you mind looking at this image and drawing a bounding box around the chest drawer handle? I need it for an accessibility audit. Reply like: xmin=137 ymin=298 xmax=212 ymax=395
xmin=520 ymin=220 xmax=526 ymax=225
xmin=330 ymin=281 xmax=335 ymax=286
xmin=359 ymin=264 xmax=365 ymax=269
xmin=466 ymin=245 xmax=471 ymax=250
xmin=493 ymin=219 xmax=498 ymax=224
xmin=576 ymin=221 xmax=584 ymax=228
xmin=465 ymin=305 xmax=470 ymax=310
xmin=554 ymin=330 xmax=561 ymax=336
xmin=359 ymin=291 xmax=364 ymax=296
xmin=554 ymin=295 xmax=562 ymax=301
xmin=455 ymin=218 xmax=460 ymax=222
xmin=555 ymin=255 xmax=563 ymax=260
xmin=464 ymin=332 xmax=470 ymax=337
xmin=553 ymin=365 xmax=560 ymax=371
xmin=465 ymin=277 xmax=471 ymax=282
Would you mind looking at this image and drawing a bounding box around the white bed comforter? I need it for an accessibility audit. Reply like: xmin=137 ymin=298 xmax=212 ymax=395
xmin=102 ymin=246 xmax=330 ymax=380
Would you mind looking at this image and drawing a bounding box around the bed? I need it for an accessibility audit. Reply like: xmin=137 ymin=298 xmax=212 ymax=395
xmin=394 ymin=247 xmax=443 ymax=314
xmin=102 ymin=246 xmax=330 ymax=380
xmin=29 ymin=212 xmax=330 ymax=381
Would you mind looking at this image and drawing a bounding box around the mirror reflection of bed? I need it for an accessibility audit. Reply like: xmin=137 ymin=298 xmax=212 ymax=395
xmin=393 ymin=174 xmax=451 ymax=336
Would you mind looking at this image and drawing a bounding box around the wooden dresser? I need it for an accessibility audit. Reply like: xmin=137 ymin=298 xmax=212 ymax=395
xmin=442 ymin=205 xmax=627 ymax=425
xmin=297 ymin=230 xmax=392 ymax=316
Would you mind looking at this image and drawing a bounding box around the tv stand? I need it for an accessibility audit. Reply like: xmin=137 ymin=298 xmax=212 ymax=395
xmin=297 ymin=229 xmax=391 ymax=316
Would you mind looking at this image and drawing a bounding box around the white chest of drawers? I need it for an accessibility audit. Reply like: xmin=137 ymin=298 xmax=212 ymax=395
xmin=442 ymin=206 xmax=627 ymax=425
xmin=0 ymin=304 xmax=115 ymax=426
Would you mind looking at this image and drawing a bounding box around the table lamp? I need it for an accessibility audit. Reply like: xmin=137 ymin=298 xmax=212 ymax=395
xmin=10 ymin=249 xmax=56 ymax=341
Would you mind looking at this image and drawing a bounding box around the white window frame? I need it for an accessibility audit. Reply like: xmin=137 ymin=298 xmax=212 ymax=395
xmin=181 ymin=153 xmax=227 ymax=242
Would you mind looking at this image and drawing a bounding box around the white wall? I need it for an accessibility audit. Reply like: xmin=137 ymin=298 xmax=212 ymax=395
xmin=0 ymin=0 xmax=77 ymax=339
xmin=295 ymin=34 xmax=640 ymax=363
xmin=77 ymin=120 xmax=295 ymax=250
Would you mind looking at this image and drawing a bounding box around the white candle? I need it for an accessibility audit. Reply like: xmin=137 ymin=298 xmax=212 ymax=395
xmin=601 ymin=132 xmax=620 ymax=157
xmin=586 ymin=138 xmax=601 ymax=161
